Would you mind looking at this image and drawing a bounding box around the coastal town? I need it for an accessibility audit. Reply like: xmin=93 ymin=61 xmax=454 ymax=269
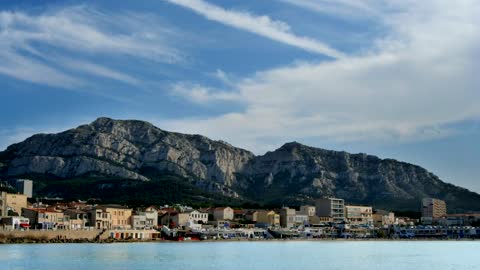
xmin=1 ymin=179 xmax=479 ymax=243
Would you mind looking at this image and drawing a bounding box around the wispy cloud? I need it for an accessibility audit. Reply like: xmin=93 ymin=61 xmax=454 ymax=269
xmin=165 ymin=0 xmax=345 ymax=59
xmin=0 ymin=6 xmax=180 ymax=89
xmin=60 ymin=58 xmax=140 ymax=85
xmin=278 ymin=0 xmax=389 ymax=20
xmin=170 ymin=82 xmax=240 ymax=104
xmin=162 ymin=0 xmax=480 ymax=153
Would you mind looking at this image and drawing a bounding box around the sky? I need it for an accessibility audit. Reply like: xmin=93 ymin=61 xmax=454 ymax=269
xmin=0 ymin=0 xmax=479 ymax=192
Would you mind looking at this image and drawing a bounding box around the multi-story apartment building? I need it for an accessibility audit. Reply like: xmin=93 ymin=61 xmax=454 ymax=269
xmin=256 ymin=210 xmax=280 ymax=227
xmin=0 ymin=192 xmax=28 ymax=216
xmin=135 ymin=206 xmax=159 ymax=229
xmin=188 ymin=210 xmax=209 ymax=224
xmin=372 ymin=210 xmax=395 ymax=227
xmin=22 ymin=208 xmax=68 ymax=230
xmin=294 ymin=213 xmax=309 ymax=226
xmin=213 ymin=207 xmax=234 ymax=221
xmin=421 ymin=198 xmax=447 ymax=219
xmin=279 ymin=207 xmax=296 ymax=228
xmin=14 ymin=179 xmax=33 ymax=198
xmin=64 ymin=209 xmax=89 ymax=230
xmin=299 ymin=205 xmax=316 ymax=217
xmin=88 ymin=208 xmax=112 ymax=230
xmin=97 ymin=205 xmax=132 ymax=229
xmin=131 ymin=215 xmax=147 ymax=229
xmin=170 ymin=212 xmax=190 ymax=227
xmin=345 ymin=205 xmax=373 ymax=226
xmin=315 ymin=198 xmax=345 ymax=223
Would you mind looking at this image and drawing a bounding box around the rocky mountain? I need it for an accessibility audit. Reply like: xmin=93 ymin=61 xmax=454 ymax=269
xmin=1 ymin=117 xmax=479 ymax=211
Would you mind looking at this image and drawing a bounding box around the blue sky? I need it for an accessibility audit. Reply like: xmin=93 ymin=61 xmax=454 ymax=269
xmin=1 ymin=0 xmax=479 ymax=192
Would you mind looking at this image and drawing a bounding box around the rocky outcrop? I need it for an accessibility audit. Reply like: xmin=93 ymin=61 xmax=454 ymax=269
xmin=1 ymin=118 xmax=479 ymax=211
xmin=239 ymin=142 xmax=468 ymax=209
xmin=0 ymin=118 xmax=254 ymax=198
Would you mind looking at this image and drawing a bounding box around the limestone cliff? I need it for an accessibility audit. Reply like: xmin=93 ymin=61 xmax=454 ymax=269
xmin=1 ymin=118 xmax=479 ymax=211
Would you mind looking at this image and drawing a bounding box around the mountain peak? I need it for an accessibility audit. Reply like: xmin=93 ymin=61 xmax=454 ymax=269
xmin=279 ymin=141 xmax=307 ymax=150
xmin=91 ymin=117 xmax=114 ymax=125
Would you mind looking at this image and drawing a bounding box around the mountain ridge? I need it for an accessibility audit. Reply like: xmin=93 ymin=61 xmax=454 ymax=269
xmin=1 ymin=117 xmax=479 ymax=211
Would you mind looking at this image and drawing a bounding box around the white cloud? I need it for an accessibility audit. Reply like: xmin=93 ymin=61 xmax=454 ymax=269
xmin=60 ymin=58 xmax=140 ymax=85
xmin=165 ymin=0 xmax=345 ymax=58
xmin=0 ymin=6 xmax=180 ymax=88
xmin=162 ymin=0 xmax=480 ymax=153
xmin=170 ymin=83 xmax=241 ymax=104
xmin=0 ymin=50 xmax=81 ymax=88
xmin=278 ymin=0 xmax=389 ymax=20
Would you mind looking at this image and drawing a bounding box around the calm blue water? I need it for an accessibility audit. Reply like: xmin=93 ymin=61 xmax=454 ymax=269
xmin=0 ymin=241 xmax=478 ymax=270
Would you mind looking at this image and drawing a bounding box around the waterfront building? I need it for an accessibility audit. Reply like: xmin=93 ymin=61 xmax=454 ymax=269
xmin=213 ymin=207 xmax=234 ymax=221
xmin=438 ymin=213 xmax=480 ymax=226
xmin=315 ymin=198 xmax=345 ymax=223
xmin=131 ymin=215 xmax=147 ymax=229
xmin=256 ymin=210 xmax=280 ymax=227
xmin=137 ymin=206 xmax=159 ymax=229
xmin=299 ymin=205 xmax=316 ymax=217
xmin=308 ymin=215 xmax=332 ymax=225
xmin=0 ymin=216 xmax=30 ymax=230
xmin=170 ymin=212 xmax=190 ymax=227
xmin=294 ymin=213 xmax=309 ymax=226
xmin=88 ymin=208 xmax=112 ymax=230
xmin=0 ymin=192 xmax=28 ymax=216
xmin=188 ymin=210 xmax=209 ymax=224
xmin=14 ymin=179 xmax=33 ymax=198
xmin=64 ymin=209 xmax=89 ymax=230
xmin=234 ymin=209 xmax=247 ymax=220
xmin=421 ymin=198 xmax=446 ymax=219
xmin=372 ymin=210 xmax=395 ymax=227
xmin=209 ymin=220 xmax=231 ymax=228
xmin=279 ymin=207 xmax=296 ymax=228
xmin=97 ymin=205 xmax=132 ymax=229
xmin=22 ymin=208 xmax=68 ymax=230
xmin=421 ymin=198 xmax=446 ymax=224
xmin=345 ymin=205 xmax=373 ymax=226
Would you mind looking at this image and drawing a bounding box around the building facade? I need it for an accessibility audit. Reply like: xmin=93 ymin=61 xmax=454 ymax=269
xmin=64 ymin=209 xmax=89 ymax=230
xmin=256 ymin=210 xmax=280 ymax=227
xmin=345 ymin=205 xmax=373 ymax=226
xmin=15 ymin=179 xmax=33 ymax=198
xmin=188 ymin=210 xmax=209 ymax=224
xmin=0 ymin=216 xmax=30 ymax=230
xmin=372 ymin=210 xmax=395 ymax=227
xmin=299 ymin=205 xmax=316 ymax=217
xmin=213 ymin=207 xmax=234 ymax=221
xmin=98 ymin=206 xmax=132 ymax=229
xmin=421 ymin=198 xmax=447 ymax=219
xmin=315 ymin=198 xmax=345 ymax=223
xmin=22 ymin=208 xmax=68 ymax=230
xmin=0 ymin=192 xmax=28 ymax=216
xmin=279 ymin=207 xmax=296 ymax=228
xmin=88 ymin=208 xmax=112 ymax=230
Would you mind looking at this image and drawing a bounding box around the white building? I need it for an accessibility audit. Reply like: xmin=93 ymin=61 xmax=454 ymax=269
xmin=345 ymin=205 xmax=373 ymax=226
xmin=131 ymin=215 xmax=147 ymax=229
xmin=0 ymin=216 xmax=30 ymax=230
xmin=188 ymin=210 xmax=208 ymax=224
xmin=138 ymin=206 xmax=159 ymax=228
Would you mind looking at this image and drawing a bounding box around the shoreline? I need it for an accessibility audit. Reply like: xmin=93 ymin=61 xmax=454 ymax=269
xmin=1 ymin=237 xmax=478 ymax=245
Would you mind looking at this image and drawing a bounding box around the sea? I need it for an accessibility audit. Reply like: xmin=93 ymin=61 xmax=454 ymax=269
xmin=0 ymin=241 xmax=478 ymax=270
